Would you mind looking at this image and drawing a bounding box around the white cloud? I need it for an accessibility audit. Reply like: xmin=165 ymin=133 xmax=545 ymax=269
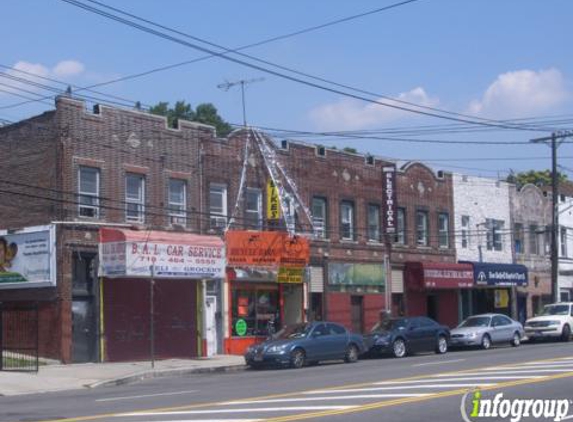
xmin=53 ymin=60 xmax=85 ymax=77
xmin=468 ymin=68 xmax=568 ymax=118
xmin=309 ymin=87 xmax=440 ymax=131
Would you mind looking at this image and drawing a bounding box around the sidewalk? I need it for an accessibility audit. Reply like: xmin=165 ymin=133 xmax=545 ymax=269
xmin=0 ymin=355 xmax=246 ymax=396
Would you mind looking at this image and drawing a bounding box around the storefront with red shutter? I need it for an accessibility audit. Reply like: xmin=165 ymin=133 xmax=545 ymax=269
xmin=405 ymin=261 xmax=474 ymax=328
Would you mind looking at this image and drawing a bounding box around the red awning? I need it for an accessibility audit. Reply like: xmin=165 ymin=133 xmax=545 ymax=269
xmin=405 ymin=261 xmax=474 ymax=290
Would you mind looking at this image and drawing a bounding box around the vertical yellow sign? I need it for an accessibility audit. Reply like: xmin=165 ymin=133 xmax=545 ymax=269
xmin=267 ymin=179 xmax=280 ymax=220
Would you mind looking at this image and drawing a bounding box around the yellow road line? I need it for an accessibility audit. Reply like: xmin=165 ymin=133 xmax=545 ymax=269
xmin=32 ymin=354 xmax=573 ymax=422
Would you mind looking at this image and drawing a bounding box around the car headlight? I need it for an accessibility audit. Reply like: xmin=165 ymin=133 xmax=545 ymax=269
xmin=267 ymin=345 xmax=287 ymax=353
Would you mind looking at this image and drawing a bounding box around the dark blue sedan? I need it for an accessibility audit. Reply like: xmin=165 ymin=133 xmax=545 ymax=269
xmin=363 ymin=316 xmax=450 ymax=358
xmin=244 ymin=321 xmax=366 ymax=369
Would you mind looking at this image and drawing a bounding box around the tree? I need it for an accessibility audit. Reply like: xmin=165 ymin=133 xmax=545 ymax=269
xmin=149 ymin=100 xmax=232 ymax=136
xmin=506 ymin=169 xmax=567 ymax=188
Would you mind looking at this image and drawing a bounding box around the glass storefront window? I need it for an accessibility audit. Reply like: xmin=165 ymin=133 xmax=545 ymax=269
xmin=232 ymin=286 xmax=279 ymax=337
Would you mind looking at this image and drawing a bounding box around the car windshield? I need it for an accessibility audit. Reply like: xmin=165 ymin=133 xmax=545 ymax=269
xmin=540 ymin=305 xmax=570 ymax=316
xmin=370 ymin=318 xmax=408 ymax=333
xmin=459 ymin=316 xmax=491 ymax=328
xmin=272 ymin=323 xmax=312 ymax=340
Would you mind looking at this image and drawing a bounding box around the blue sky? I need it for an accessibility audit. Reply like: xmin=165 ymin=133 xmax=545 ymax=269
xmin=2 ymin=0 xmax=573 ymax=178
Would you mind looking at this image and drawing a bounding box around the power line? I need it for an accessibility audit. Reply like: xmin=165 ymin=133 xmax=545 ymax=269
xmin=59 ymin=0 xmax=563 ymax=132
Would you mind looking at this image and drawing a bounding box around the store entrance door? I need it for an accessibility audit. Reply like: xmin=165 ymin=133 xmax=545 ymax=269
xmin=351 ymin=296 xmax=364 ymax=334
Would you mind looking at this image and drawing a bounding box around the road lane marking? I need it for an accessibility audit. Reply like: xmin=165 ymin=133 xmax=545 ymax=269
xmin=304 ymin=384 xmax=493 ymax=394
xmin=262 ymin=371 xmax=573 ymax=422
xmin=95 ymin=390 xmax=198 ymax=403
xmin=373 ymin=376 xmax=541 ymax=383
xmin=413 ymin=359 xmax=465 ymax=367
xmin=223 ymin=394 xmax=430 ymax=404
xmin=32 ymin=355 xmax=573 ymax=422
xmin=116 ymin=406 xmax=355 ymax=416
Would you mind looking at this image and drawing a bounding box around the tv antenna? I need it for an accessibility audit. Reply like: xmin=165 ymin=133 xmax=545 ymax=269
xmin=217 ymin=77 xmax=265 ymax=127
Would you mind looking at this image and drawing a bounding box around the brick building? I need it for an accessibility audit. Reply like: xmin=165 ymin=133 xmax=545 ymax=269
xmin=0 ymin=96 xmax=223 ymax=363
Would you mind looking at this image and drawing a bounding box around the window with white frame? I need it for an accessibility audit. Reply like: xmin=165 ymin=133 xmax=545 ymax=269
xmin=461 ymin=215 xmax=470 ymax=248
xmin=367 ymin=204 xmax=381 ymax=242
xmin=168 ymin=179 xmax=186 ymax=225
xmin=209 ymin=184 xmax=227 ymax=231
xmin=395 ymin=207 xmax=406 ymax=245
xmin=125 ymin=173 xmax=145 ymax=223
xmin=438 ymin=212 xmax=449 ymax=248
xmin=486 ymin=219 xmax=504 ymax=251
xmin=78 ymin=166 xmax=100 ymax=218
xmin=245 ymin=188 xmax=262 ymax=229
xmin=340 ymin=201 xmax=355 ymax=240
xmin=312 ymin=196 xmax=327 ymax=238
xmin=416 ymin=210 xmax=429 ymax=246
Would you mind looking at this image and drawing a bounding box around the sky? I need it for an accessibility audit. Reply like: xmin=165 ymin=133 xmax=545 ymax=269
xmin=2 ymin=0 xmax=573 ymax=179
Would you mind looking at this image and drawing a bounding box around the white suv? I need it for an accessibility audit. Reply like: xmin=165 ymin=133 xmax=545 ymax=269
xmin=524 ymin=302 xmax=573 ymax=342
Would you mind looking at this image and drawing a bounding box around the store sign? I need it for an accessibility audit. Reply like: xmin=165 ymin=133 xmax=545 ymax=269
xmin=328 ymin=262 xmax=386 ymax=286
xmin=0 ymin=225 xmax=56 ymax=290
xmin=278 ymin=267 xmax=304 ymax=284
xmin=99 ymin=229 xmax=225 ymax=279
xmin=469 ymin=262 xmax=528 ymax=287
xmin=382 ymin=166 xmax=397 ymax=235
xmin=226 ymin=231 xmax=309 ymax=268
xmin=267 ymin=179 xmax=281 ymax=220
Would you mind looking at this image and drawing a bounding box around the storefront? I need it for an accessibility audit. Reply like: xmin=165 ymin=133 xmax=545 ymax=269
xmin=224 ymin=230 xmax=309 ymax=355
xmin=98 ymin=228 xmax=225 ymax=362
xmin=405 ymin=261 xmax=473 ymax=328
xmin=462 ymin=262 xmax=528 ymax=319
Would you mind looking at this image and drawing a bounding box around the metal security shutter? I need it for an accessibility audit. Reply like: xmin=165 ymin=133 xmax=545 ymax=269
xmin=391 ymin=269 xmax=404 ymax=294
xmin=310 ymin=266 xmax=324 ymax=293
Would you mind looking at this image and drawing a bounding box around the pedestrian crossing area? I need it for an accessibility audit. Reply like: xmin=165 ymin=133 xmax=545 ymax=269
xmin=109 ymin=357 xmax=573 ymax=422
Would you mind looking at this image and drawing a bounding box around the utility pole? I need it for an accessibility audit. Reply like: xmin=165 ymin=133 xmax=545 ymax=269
xmin=217 ymin=77 xmax=265 ymax=127
xmin=531 ymin=131 xmax=573 ymax=303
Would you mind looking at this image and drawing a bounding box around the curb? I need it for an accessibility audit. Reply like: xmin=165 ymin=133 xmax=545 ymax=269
xmin=86 ymin=364 xmax=247 ymax=389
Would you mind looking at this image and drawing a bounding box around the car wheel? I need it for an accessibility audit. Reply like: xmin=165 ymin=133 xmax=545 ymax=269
xmin=290 ymin=348 xmax=306 ymax=369
xmin=392 ymin=338 xmax=407 ymax=358
xmin=561 ymin=325 xmax=571 ymax=342
xmin=435 ymin=335 xmax=448 ymax=354
xmin=344 ymin=344 xmax=359 ymax=363
xmin=511 ymin=332 xmax=521 ymax=347
xmin=481 ymin=334 xmax=492 ymax=350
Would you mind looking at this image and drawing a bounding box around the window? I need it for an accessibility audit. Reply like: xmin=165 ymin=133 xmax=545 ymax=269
xmin=78 ymin=166 xmax=100 ymax=218
xmin=514 ymin=223 xmax=524 ymax=254
xmin=438 ymin=213 xmax=449 ymax=248
xmin=461 ymin=215 xmax=470 ymax=248
xmin=125 ymin=173 xmax=145 ymax=223
xmin=529 ymin=224 xmax=540 ymax=255
xmin=486 ymin=219 xmax=504 ymax=251
xmin=416 ymin=210 xmax=429 ymax=246
xmin=561 ymin=226 xmax=568 ymax=258
xmin=367 ymin=204 xmax=381 ymax=242
xmin=209 ymin=184 xmax=227 ymax=231
xmin=395 ymin=207 xmax=406 ymax=245
xmin=340 ymin=201 xmax=355 ymax=240
xmin=168 ymin=179 xmax=186 ymax=225
xmin=312 ymin=197 xmax=327 ymax=238
xmin=245 ymin=188 xmax=262 ymax=229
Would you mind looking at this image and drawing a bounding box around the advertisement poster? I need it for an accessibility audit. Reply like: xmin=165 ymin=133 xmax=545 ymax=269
xmin=0 ymin=225 xmax=56 ymax=289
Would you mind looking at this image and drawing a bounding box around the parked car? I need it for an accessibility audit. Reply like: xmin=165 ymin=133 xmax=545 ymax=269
xmin=450 ymin=314 xmax=524 ymax=349
xmin=363 ymin=316 xmax=450 ymax=358
xmin=244 ymin=321 xmax=366 ymax=369
xmin=524 ymin=302 xmax=573 ymax=342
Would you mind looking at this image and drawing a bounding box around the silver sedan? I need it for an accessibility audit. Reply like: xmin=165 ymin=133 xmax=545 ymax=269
xmin=450 ymin=314 xmax=524 ymax=350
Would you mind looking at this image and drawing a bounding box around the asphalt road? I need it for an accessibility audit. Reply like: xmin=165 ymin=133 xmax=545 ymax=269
xmin=2 ymin=341 xmax=573 ymax=422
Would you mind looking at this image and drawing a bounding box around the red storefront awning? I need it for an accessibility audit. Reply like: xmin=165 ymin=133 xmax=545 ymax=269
xmin=405 ymin=261 xmax=474 ymax=290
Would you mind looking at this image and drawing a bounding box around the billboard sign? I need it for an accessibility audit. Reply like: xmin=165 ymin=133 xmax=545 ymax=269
xmin=0 ymin=225 xmax=56 ymax=289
